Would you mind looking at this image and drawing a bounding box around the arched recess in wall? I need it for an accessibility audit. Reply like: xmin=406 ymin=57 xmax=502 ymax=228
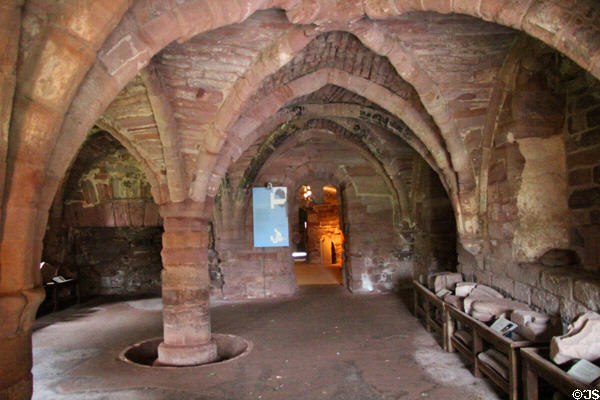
xmin=41 ymin=130 xmax=163 ymax=302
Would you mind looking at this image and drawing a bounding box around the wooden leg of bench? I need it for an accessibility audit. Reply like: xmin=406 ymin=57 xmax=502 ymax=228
xmin=473 ymin=331 xmax=482 ymax=377
xmin=523 ymin=358 xmax=538 ymax=400
xmin=509 ymin=350 xmax=519 ymax=400
xmin=424 ymin=301 xmax=432 ymax=332
xmin=52 ymin=286 xmax=58 ymax=312
xmin=413 ymin=289 xmax=418 ymax=317
xmin=445 ymin=310 xmax=454 ymax=353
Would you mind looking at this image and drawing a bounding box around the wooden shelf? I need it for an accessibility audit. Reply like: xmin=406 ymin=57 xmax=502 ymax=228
xmin=412 ymin=280 xmax=448 ymax=350
xmin=445 ymin=303 xmax=536 ymax=400
xmin=521 ymin=347 xmax=597 ymax=400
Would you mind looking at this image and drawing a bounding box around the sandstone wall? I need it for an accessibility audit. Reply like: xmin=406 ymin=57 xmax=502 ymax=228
xmin=43 ymin=132 xmax=163 ymax=298
xmin=459 ymin=52 xmax=600 ymax=322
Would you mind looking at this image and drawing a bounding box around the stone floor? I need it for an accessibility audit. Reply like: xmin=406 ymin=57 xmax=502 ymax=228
xmin=32 ymin=286 xmax=503 ymax=399
xmin=293 ymin=263 xmax=343 ymax=285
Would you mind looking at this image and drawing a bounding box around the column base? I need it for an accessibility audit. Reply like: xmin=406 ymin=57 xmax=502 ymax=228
xmin=156 ymin=339 xmax=218 ymax=366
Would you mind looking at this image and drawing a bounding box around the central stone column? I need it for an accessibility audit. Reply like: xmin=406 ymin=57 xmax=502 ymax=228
xmin=157 ymin=201 xmax=218 ymax=366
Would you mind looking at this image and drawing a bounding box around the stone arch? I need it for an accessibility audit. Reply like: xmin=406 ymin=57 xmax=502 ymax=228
xmin=2 ymin=0 xmax=274 ymax=291
xmin=6 ymin=0 xmax=600 ymax=242
xmin=235 ymin=119 xmax=410 ymax=224
xmin=3 ymin=1 xmax=599 ymax=396
xmin=206 ymin=68 xmax=461 ymax=231
xmin=95 ymin=120 xmax=165 ymax=203
xmin=208 ymin=27 xmax=460 ymax=197
xmin=6 ymin=2 xmax=598 ymax=289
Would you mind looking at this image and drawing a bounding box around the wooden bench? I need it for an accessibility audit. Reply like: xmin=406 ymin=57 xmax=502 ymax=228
xmin=521 ymin=347 xmax=598 ymax=400
xmin=446 ymin=304 xmax=477 ymax=366
xmin=446 ymin=303 xmax=535 ymax=400
xmin=412 ymin=280 xmax=448 ymax=350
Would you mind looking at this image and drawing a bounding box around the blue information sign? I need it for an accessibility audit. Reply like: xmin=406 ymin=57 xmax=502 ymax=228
xmin=252 ymin=187 xmax=289 ymax=247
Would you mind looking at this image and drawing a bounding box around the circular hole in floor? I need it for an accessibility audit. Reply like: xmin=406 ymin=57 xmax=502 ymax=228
xmin=119 ymin=334 xmax=252 ymax=368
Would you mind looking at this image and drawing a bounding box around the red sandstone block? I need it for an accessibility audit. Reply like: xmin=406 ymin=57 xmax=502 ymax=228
xmin=162 ymin=231 xmax=209 ymax=248
xmin=162 ymin=265 xmax=209 ymax=287
xmin=129 ymin=200 xmax=146 ymax=227
xmin=173 ymin=1 xmax=215 ymax=41
xmin=558 ymin=19 xmax=600 ymax=72
xmin=523 ymin=2 xmax=570 ymax=44
xmin=53 ymin=0 xmax=131 ymax=51
xmin=160 ymin=201 xmax=206 ymax=219
xmin=6 ymin=160 xmax=52 ymax=208
xmin=0 ymin=237 xmax=40 ymax=288
xmin=451 ymin=0 xmax=481 ymax=17
xmin=482 ymin=0 xmax=533 ymax=28
xmin=162 ymin=287 xmax=209 ymax=306
xmin=161 ymin=248 xmax=208 ymax=266
xmin=130 ymin=0 xmax=173 ymax=25
xmin=569 ymin=168 xmax=592 ymax=186
xmin=144 ymin=202 xmax=161 ymax=226
xmin=567 ymin=146 xmax=600 ymax=167
xmin=363 ymin=0 xmax=399 ymax=18
xmin=113 ymin=201 xmax=131 ymax=226
xmin=10 ymin=98 xmax=62 ymax=163
xmin=98 ymin=15 xmax=152 ymax=84
xmin=22 ymin=28 xmax=95 ymax=113
xmin=98 ymin=203 xmax=116 ymax=227
xmin=420 ymin=0 xmax=452 ymax=14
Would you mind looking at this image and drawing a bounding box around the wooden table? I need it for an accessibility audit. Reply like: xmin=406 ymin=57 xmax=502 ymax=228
xmin=44 ymin=279 xmax=80 ymax=311
xmin=521 ymin=347 xmax=597 ymax=400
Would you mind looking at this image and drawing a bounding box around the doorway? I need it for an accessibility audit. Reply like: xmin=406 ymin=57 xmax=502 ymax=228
xmin=293 ymin=185 xmax=344 ymax=285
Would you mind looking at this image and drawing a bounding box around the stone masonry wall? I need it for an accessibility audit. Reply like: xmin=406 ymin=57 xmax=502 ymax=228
xmin=459 ymin=52 xmax=600 ymax=323
xmin=565 ymin=68 xmax=600 ymax=272
xmin=342 ymin=184 xmax=412 ymax=292
xmin=212 ymin=190 xmax=297 ymax=300
xmin=70 ymin=227 xmax=162 ymax=297
xmin=412 ymin=157 xmax=457 ymax=280
xmin=43 ymin=132 xmax=163 ymax=298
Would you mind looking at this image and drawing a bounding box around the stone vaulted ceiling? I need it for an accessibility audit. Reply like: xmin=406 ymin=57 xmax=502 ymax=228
xmin=99 ymin=10 xmax=518 ymax=216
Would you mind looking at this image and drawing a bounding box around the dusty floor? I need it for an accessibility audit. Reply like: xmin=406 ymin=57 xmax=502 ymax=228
xmin=32 ymin=286 xmax=503 ymax=400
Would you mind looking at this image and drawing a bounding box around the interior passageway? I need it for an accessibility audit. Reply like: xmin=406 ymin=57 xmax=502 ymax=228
xmin=32 ymin=287 xmax=501 ymax=400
